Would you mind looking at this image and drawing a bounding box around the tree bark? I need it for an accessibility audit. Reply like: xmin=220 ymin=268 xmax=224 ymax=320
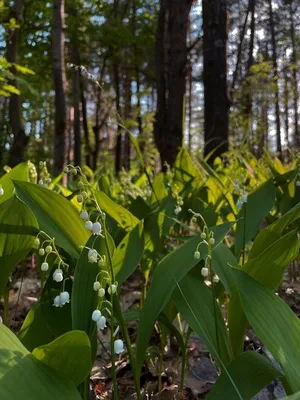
xmin=52 ymin=0 xmax=67 ymax=175
xmin=122 ymin=69 xmax=131 ymax=171
xmin=113 ymin=63 xmax=123 ymax=174
xmin=7 ymin=0 xmax=27 ymax=167
xmin=154 ymin=0 xmax=193 ymax=169
xmin=268 ymin=0 xmax=281 ymax=156
xmin=203 ymin=0 xmax=230 ymax=162
xmin=290 ymin=5 xmax=299 ymax=146
xmin=81 ymin=80 xmax=91 ymax=167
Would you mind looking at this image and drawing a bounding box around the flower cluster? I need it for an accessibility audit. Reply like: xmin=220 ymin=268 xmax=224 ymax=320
xmin=34 ymin=232 xmax=70 ymax=307
xmin=38 ymin=161 xmax=52 ymax=188
xmin=233 ymin=179 xmax=248 ymax=210
xmin=174 ymin=195 xmax=184 ymax=216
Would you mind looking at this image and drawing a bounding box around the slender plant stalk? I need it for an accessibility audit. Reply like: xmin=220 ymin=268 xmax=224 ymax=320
xmin=102 ymin=217 xmax=119 ymax=399
xmin=208 ymin=244 xmax=220 ymax=357
xmin=179 ymin=327 xmax=192 ymax=391
xmin=242 ymin=204 xmax=247 ymax=265
xmin=158 ymin=339 xmax=164 ymax=392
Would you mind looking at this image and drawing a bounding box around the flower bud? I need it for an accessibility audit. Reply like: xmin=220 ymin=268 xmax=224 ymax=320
xmin=81 ymin=191 xmax=88 ymax=200
xmin=208 ymin=238 xmax=215 ymax=246
xmin=98 ymin=259 xmax=106 ymax=268
xmin=41 ymin=262 xmax=49 ymax=272
xmin=63 ymin=167 xmax=69 ymax=174
xmin=98 ymin=288 xmax=105 ymax=297
xmin=213 ymin=275 xmax=220 ymax=283
xmin=39 ymin=248 xmax=45 ymax=256
xmin=194 ymin=251 xmax=201 ymax=260
xmin=92 ymin=309 xmax=101 ymax=322
xmin=38 ymin=179 xmax=44 ymax=186
xmin=191 ymin=216 xmax=197 ymax=224
xmin=201 ymin=267 xmax=209 ymax=277
xmin=92 ymin=222 xmax=102 ymax=235
xmin=93 ymin=281 xmax=101 ymax=291
xmin=85 ymin=220 xmax=93 ymax=231
xmin=34 ymin=238 xmax=40 ymax=248
xmin=45 ymin=245 xmax=52 ymax=254
xmin=296 ymin=181 xmax=300 ymax=187
xmin=174 ymin=207 xmax=181 ymax=216
xmin=77 ymin=194 xmax=83 ymax=203
xmin=80 ymin=210 xmax=89 ymax=220
xmin=97 ymin=316 xmax=107 ymax=331
xmin=60 ymin=291 xmax=70 ymax=305
xmin=236 ymin=200 xmax=243 ymax=210
xmin=88 ymin=249 xmax=98 ymax=263
xmin=71 ymin=169 xmax=77 ymax=176
xmin=114 ymin=339 xmax=124 ymax=354
xmin=200 ymin=232 xmax=206 ymax=240
xmin=78 ymin=181 xmax=84 ymax=189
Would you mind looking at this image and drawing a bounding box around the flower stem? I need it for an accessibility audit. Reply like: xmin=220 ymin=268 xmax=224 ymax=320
xmin=208 ymin=245 xmax=220 ymax=357
xmin=179 ymin=327 xmax=192 ymax=391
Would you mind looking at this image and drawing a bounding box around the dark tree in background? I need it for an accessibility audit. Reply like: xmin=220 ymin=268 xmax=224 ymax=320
xmin=154 ymin=0 xmax=193 ymax=169
xmin=52 ymin=0 xmax=67 ymax=175
xmin=203 ymin=0 xmax=230 ymax=162
xmin=6 ymin=0 xmax=27 ymax=167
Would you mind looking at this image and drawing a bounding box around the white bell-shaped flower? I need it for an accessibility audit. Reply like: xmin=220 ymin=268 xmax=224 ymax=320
xmin=53 ymin=269 xmax=63 ymax=282
xmin=241 ymin=194 xmax=248 ymax=203
xmin=174 ymin=207 xmax=181 ymax=215
xmin=108 ymin=284 xmax=117 ymax=295
xmin=98 ymin=288 xmax=105 ymax=297
xmin=114 ymin=339 xmax=124 ymax=355
xmin=213 ymin=275 xmax=220 ymax=283
xmin=41 ymin=262 xmax=49 ymax=272
xmin=85 ymin=220 xmax=93 ymax=231
xmin=80 ymin=210 xmax=89 ymax=220
xmin=194 ymin=251 xmax=200 ymax=260
xmin=92 ymin=309 xmax=101 ymax=322
xmin=53 ymin=295 xmax=61 ymax=307
xmin=92 ymin=222 xmax=102 ymax=235
xmin=39 ymin=248 xmax=45 ymax=256
xmin=34 ymin=238 xmax=40 ymax=247
xmin=93 ymin=281 xmax=101 ymax=291
xmin=0 ymin=187 xmax=4 ymax=196
xmin=88 ymin=249 xmax=98 ymax=263
xmin=60 ymin=291 xmax=70 ymax=306
xmin=97 ymin=316 xmax=106 ymax=331
xmin=296 ymin=181 xmax=300 ymax=187
xmin=201 ymin=267 xmax=209 ymax=277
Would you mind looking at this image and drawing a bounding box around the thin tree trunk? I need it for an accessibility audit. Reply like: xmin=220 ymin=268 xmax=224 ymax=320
xmin=7 ymin=0 xmax=27 ymax=167
xmin=203 ymin=0 xmax=230 ymax=162
xmin=268 ymin=0 xmax=281 ymax=156
xmin=70 ymin=7 xmax=81 ymax=166
xmin=154 ymin=0 xmax=193 ymax=169
xmin=122 ymin=69 xmax=131 ymax=171
xmin=113 ymin=63 xmax=122 ymax=174
xmin=81 ymin=80 xmax=91 ymax=167
xmin=283 ymin=63 xmax=289 ymax=148
xmin=52 ymin=0 xmax=67 ymax=175
xmin=290 ymin=5 xmax=299 ymax=146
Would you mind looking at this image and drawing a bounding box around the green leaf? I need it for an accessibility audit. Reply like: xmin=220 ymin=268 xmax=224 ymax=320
xmin=0 ymin=195 xmax=38 ymax=296
xmin=206 ymin=351 xmax=282 ymax=400
xmin=0 ymin=323 xmax=81 ymax=400
xmin=283 ymin=393 xmax=300 ymax=400
xmin=0 ymin=162 xmax=30 ymax=204
xmin=235 ymin=179 xmax=275 ymax=256
xmin=135 ymin=221 xmax=234 ymax=378
xmin=32 ymin=331 xmax=92 ymax=386
xmin=95 ymin=191 xmax=140 ymax=232
xmin=173 ymin=268 xmax=231 ymax=367
xmin=233 ymin=269 xmax=300 ymax=392
xmin=14 ymin=180 xmax=90 ymax=259
xmin=18 ymin=302 xmax=54 ymax=351
xmin=114 ymin=221 xmax=144 ymax=285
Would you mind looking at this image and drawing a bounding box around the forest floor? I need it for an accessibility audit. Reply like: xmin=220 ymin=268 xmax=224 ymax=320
xmin=2 ymin=258 xmax=300 ymax=400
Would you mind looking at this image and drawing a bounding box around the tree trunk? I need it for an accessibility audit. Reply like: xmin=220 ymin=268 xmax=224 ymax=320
xmin=154 ymin=0 xmax=193 ymax=169
xmin=81 ymin=80 xmax=91 ymax=168
xmin=203 ymin=0 xmax=230 ymax=162
xmin=52 ymin=0 xmax=67 ymax=175
xmin=70 ymin=7 xmax=81 ymax=166
xmin=290 ymin=5 xmax=299 ymax=147
xmin=113 ymin=63 xmax=123 ymax=174
xmin=283 ymin=63 xmax=289 ymax=148
xmin=122 ymin=69 xmax=131 ymax=171
xmin=268 ymin=0 xmax=281 ymax=156
xmin=7 ymin=0 xmax=27 ymax=167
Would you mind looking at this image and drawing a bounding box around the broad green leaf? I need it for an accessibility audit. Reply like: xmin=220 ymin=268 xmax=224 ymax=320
xmin=235 ymin=179 xmax=275 ymax=256
xmin=0 ymin=195 xmax=38 ymax=295
xmin=14 ymin=180 xmax=90 ymax=259
xmin=174 ymin=148 xmax=201 ymax=186
xmin=0 ymin=323 xmax=81 ymax=400
xmin=173 ymin=268 xmax=231 ymax=367
xmin=0 ymin=161 xmax=30 ymax=204
xmin=135 ymin=221 xmax=234 ymax=378
xmin=95 ymin=191 xmax=140 ymax=232
xmin=32 ymin=331 xmax=92 ymax=386
xmin=233 ymin=269 xmax=300 ymax=392
xmin=114 ymin=221 xmax=144 ymax=285
xmin=229 ymin=227 xmax=299 ymax=357
xmin=18 ymin=302 xmax=54 ymax=351
xmin=129 ymin=196 xmax=152 ymax=219
xmin=283 ymin=393 xmax=300 ymax=400
xmin=206 ymin=351 xmax=282 ymax=400
xmin=249 ymin=202 xmax=300 ymax=259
